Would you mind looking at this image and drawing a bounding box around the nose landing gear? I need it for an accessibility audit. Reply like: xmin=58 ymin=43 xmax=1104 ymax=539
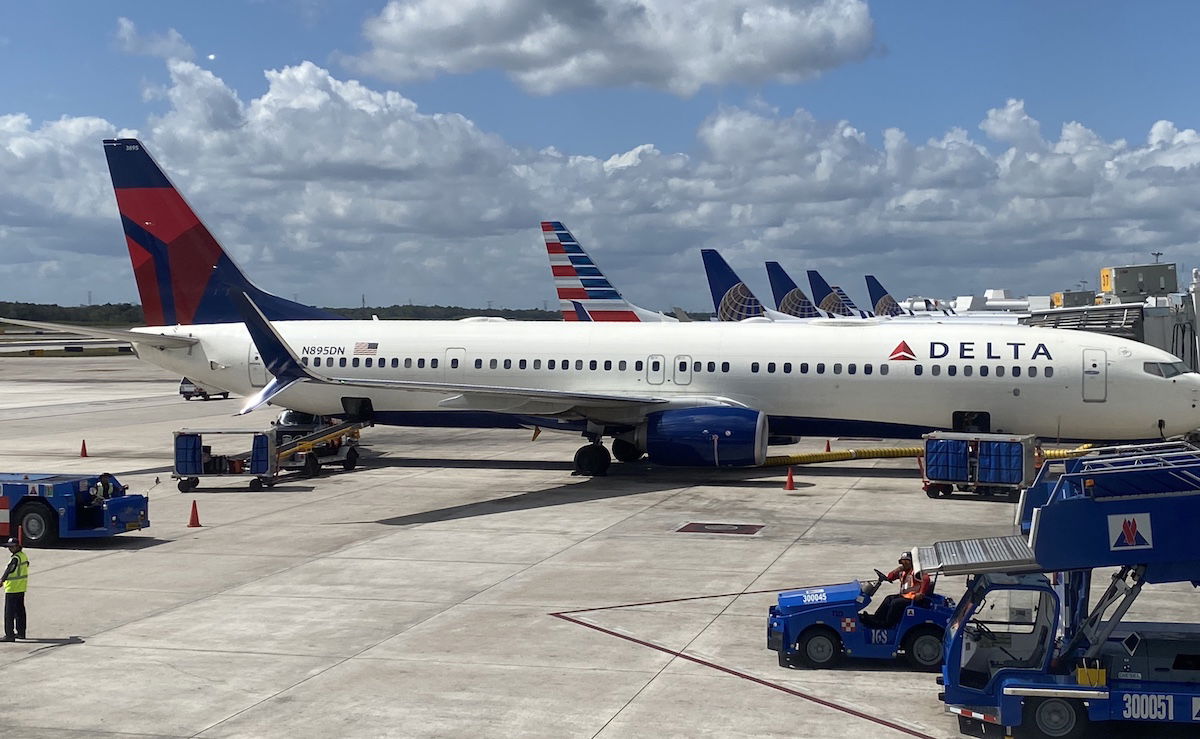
xmin=572 ymin=442 xmax=611 ymax=476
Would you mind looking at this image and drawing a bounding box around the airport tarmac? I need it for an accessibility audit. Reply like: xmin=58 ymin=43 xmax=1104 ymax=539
xmin=0 ymin=356 xmax=1192 ymax=738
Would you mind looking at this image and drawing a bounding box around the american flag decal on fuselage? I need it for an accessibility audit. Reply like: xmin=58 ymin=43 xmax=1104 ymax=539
xmin=542 ymin=221 xmax=640 ymax=322
xmin=353 ymin=342 xmax=378 ymax=356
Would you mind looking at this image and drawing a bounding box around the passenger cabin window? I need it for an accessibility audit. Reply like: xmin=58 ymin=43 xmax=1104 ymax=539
xmin=751 ymin=362 xmax=760 ymax=373
xmin=679 ymin=361 xmax=688 ymax=372
xmin=406 ymin=358 xmax=414 ymax=369
xmin=391 ymin=358 xmax=399 ymax=368
xmin=533 ymin=359 xmax=541 ymax=370
xmin=847 ymin=363 xmax=856 ymax=375
xmin=474 ymin=359 xmax=483 ymax=369
xmin=650 ymin=360 xmax=660 ymax=371
xmin=767 ymin=362 xmax=776 ymax=373
xmin=519 ymin=359 xmax=527 ymax=370
xmin=1012 ymin=366 xmax=1021 ymax=377
xmin=721 ymin=361 xmax=730 ymax=372
xmin=547 ymin=359 xmax=556 ymax=370
xmin=914 ymin=364 xmax=923 ymax=376
xmin=589 ymin=360 xmax=598 ymax=370
xmin=636 ymin=360 xmax=645 ymax=371
xmin=947 ymin=365 xmax=956 ymax=377
xmin=418 ymin=358 xmax=426 ymax=369
xmin=302 ymin=357 xmax=310 ymax=366
xmin=431 ymin=358 xmax=438 ymax=369
xmin=800 ymin=362 xmax=809 ymax=374
xmin=576 ymin=360 xmax=584 ymax=370
xmin=980 ymin=366 xmax=989 ymax=377
xmin=450 ymin=358 xmax=459 ymax=369
xmin=930 ymin=365 xmax=940 ymax=376
xmin=996 ymin=366 xmax=1006 ymax=377
xmin=1045 ymin=367 xmax=1054 ymax=378
xmin=489 ymin=359 xmax=497 ymax=369
xmin=863 ymin=363 xmax=872 ymax=375
xmin=833 ymin=363 xmax=842 ymax=375
xmin=365 ymin=358 xmax=373 ymax=367
xmin=879 ymin=364 xmax=888 ymax=376
xmin=783 ymin=362 xmax=792 ymax=373
xmin=963 ymin=366 xmax=973 ymax=377
xmin=619 ymin=360 xmax=627 ymax=371
xmin=816 ymin=363 xmax=826 ymax=374
xmin=352 ymin=358 xmax=360 ymax=367
xmin=1028 ymin=366 xmax=1037 ymax=377
xmin=707 ymin=361 xmax=716 ymax=372
xmin=502 ymin=359 xmax=511 ymax=369
xmin=605 ymin=360 xmax=613 ymax=371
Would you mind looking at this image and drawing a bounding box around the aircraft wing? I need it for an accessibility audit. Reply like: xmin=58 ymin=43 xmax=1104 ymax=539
xmin=0 ymin=317 xmax=199 ymax=349
xmin=228 ymin=291 xmax=671 ymax=415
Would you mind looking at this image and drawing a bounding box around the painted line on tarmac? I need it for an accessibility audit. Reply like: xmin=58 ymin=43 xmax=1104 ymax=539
xmin=551 ymin=586 xmax=937 ymax=739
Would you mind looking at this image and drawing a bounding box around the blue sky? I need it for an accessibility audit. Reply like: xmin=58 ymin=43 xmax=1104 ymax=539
xmin=3 ymin=1 xmax=1200 ymax=310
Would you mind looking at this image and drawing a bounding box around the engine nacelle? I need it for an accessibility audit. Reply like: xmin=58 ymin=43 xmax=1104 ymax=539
xmin=638 ymin=407 xmax=768 ymax=467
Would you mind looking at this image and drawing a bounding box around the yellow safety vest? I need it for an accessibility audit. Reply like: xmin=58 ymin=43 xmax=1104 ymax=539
xmin=4 ymin=551 xmax=28 ymax=594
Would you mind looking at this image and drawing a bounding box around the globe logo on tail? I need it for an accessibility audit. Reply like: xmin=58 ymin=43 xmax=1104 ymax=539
xmin=718 ymin=284 xmax=764 ymax=322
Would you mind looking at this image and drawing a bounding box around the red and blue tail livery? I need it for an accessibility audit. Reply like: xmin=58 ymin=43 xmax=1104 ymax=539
xmin=541 ymin=221 xmax=672 ymax=322
xmin=103 ymin=139 xmax=342 ymax=326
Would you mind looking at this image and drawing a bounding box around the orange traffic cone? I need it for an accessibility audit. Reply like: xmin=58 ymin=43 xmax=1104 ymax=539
xmin=824 ymin=439 xmax=831 ymax=453
xmin=784 ymin=466 xmax=796 ymax=491
xmin=187 ymin=500 xmax=202 ymax=528
xmin=80 ymin=440 xmax=88 ymax=457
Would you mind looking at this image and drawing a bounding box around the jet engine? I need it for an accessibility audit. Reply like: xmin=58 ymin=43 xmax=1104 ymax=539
xmin=637 ymin=407 xmax=768 ymax=467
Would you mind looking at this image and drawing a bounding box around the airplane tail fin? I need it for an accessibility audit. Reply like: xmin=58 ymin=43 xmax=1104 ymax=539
xmin=701 ymin=250 xmax=766 ymax=321
xmin=102 ymin=138 xmax=342 ymax=326
xmin=541 ymin=221 xmax=673 ymax=322
xmin=807 ymin=270 xmax=862 ymax=317
xmin=765 ymin=262 xmax=823 ymax=318
xmin=865 ymin=275 xmax=909 ymax=317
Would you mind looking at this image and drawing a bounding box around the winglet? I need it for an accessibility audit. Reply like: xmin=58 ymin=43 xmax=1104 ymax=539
xmin=701 ymin=250 xmax=766 ymax=321
xmin=229 ymin=291 xmax=315 ymax=414
xmin=569 ymin=300 xmax=593 ymax=322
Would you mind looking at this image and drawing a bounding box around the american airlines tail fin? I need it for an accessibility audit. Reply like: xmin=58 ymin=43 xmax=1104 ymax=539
xmin=541 ymin=221 xmax=674 ymax=322
xmin=765 ymin=262 xmax=825 ymax=318
xmin=807 ymin=270 xmax=868 ymax=318
xmin=865 ymin=275 xmax=912 ymax=317
xmin=702 ymin=250 xmax=774 ymax=321
xmin=102 ymin=139 xmax=342 ymax=326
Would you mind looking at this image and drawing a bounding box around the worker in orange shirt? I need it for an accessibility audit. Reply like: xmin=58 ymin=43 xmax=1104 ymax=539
xmin=861 ymin=551 xmax=933 ymax=629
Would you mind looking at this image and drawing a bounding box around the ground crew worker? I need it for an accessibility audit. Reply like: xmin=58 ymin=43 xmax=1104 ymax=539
xmin=861 ymin=551 xmax=932 ymax=629
xmin=94 ymin=472 xmax=126 ymax=501
xmin=0 ymin=537 xmax=29 ymax=641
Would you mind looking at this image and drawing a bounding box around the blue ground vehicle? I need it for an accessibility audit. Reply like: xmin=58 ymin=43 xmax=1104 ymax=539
xmin=917 ymin=442 xmax=1200 ymax=737
xmin=0 ymin=473 xmax=149 ymax=546
xmin=768 ymin=570 xmax=956 ymax=671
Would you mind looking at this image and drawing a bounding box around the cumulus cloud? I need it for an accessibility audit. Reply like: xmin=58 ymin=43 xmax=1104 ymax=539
xmin=115 ymin=18 xmax=195 ymax=61
xmin=4 ymin=60 xmax=1200 ymax=312
xmin=344 ymin=0 xmax=876 ymax=96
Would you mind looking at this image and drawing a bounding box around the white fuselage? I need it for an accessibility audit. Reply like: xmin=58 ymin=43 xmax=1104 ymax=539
xmin=133 ymin=319 xmax=1200 ymax=441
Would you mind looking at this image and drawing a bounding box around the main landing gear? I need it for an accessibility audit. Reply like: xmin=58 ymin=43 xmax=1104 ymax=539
xmin=573 ymin=442 xmax=611 ymax=476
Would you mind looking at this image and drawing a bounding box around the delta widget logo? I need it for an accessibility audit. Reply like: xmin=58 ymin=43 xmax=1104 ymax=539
xmin=889 ymin=341 xmax=916 ymax=360
xmin=1107 ymin=513 xmax=1153 ymax=551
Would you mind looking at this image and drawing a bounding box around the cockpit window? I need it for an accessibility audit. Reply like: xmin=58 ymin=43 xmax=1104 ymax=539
xmin=1144 ymin=361 xmax=1193 ymax=378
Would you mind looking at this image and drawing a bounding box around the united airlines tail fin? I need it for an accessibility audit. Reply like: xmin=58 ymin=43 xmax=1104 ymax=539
xmin=807 ymin=270 xmax=869 ymax=318
xmin=102 ymin=139 xmax=342 ymax=326
xmin=765 ymin=262 xmax=825 ymax=318
xmin=865 ymin=275 xmax=912 ymax=317
xmin=702 ymin=250 xmax=770 ymax=321
xmin=541 ymin=221 xmax=674 ymax=322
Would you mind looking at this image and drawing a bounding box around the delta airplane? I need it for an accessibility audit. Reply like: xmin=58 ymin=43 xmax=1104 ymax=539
xmin=4 ymin=138 xmax=1199 ymax=479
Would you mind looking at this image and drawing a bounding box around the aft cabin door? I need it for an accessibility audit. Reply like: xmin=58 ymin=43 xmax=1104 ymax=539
xmin=248 ymin=345 xmax=268 ymax=388
xmin=673 ymin=355 xmax=692 ymax=385
xmin=1082 ymin=349 xmax=1107 ymax=402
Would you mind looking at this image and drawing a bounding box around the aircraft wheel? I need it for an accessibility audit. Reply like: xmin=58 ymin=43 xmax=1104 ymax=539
xmin=611 ymin=438 xmax=644 ymax=463
xmin=573 ymin=444 xmax=611 ymax=476
xmin=1015 ymin=697 xmax=1087 ymax=739
xmin=795 ymin=627 xmax=842 ymax=668
xmin=902 ymin=626 xmax=944 ymax=671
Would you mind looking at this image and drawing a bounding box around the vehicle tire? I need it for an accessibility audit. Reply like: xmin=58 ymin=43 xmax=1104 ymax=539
xmin=611 ymin=438 xmax=644 ymax=463
xmin=1015 ymin=698 xmax=1087 ymax=739
xmin=342 ymin=447 xmax=359 ymax=471
xmin=177 ymin=480 xmax=191 ymax=492
xmin=924 ymin=487 xmax=940 ymax=499
xmin=795 ymin=627 xmax=843 ymax=668
xmin=248 ymin=478 xmax=264 ymax=492
xmin=902 ymin=625 xmax=944 ymax=671
xmin=221 ymin=393 xmax=229 ymax=399
xmin=14 ymin=503 xmax=58 ymax=547
xmin=303 ymin=454 xmax=321 ymax=478
xmin=573 ymin=444 xmax=611 ymax=476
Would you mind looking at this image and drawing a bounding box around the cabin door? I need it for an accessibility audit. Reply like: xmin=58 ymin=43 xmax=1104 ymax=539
xmin=646 ymin=354 xmax=665 ymax=385
xmin=1082 ymin=349 xmax=1107 ymax=402
xmin=248 ymin=345 xmax=268 ymax=388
